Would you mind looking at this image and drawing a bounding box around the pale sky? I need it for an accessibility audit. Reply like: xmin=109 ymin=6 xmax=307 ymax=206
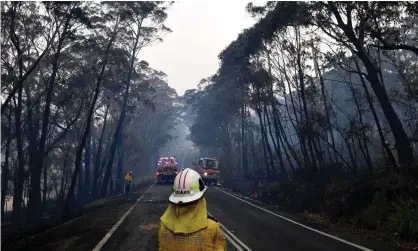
xmin=139 ymin=1 xmax=263 ymax=96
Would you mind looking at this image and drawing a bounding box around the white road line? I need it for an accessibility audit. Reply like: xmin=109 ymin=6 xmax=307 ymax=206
xmin=223 ymin=231 xmax=245 ymax=251
xmin=214 ymin=187 xmax=373 ymax=251
xmin=92 ymin=183 xmax=155 ymax=251
xmin=219 ymin=223 xmax=252 ymax=251
xmin=208 ymin=211 xmax=252 ymax=251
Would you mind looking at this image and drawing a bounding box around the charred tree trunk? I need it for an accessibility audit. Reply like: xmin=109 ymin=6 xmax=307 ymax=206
xmin=93 ymin=104 xmax=109 ymax=199
xmin=241 ymin=87 xmax=249 ymax=178
xmin=329 ymin=3 xmax=412 ymax=173
xmin=63 ymin=27 xmax=118 ymax=219
xmin=282 ymin=63 xmax=310 ymax=167
xmin=264 ymin=101 xmax=285 ymax=175
xmin=256 ymin=95 xmax=275 ymax=177
xmin=266 ymin=51 xmax=287 ymax=175
xmin=83 ymin=126 xmax=92 ymax=203
xmin=100 ymin=18 xmax=142 ymax=198
xmin=116 ymin=143 xmax=125 ymax=194
xmin=353 ymin=59 xmax=397 ymax=170
xmin=42 ymin=158 xmax=48 ymax=205
xmin=295 ymin=29 xmax=318 ymax=172
xmin=312 ymin=44 xmax=338 ymax=163
xmin=2 ymin=111 xmax=12 ymax=218
xmin=255 ymin=102 xmax=271 ymax=176
xmin=27 ymin=18 xmax=69 ymax=223
xmin=348 ymin=78 xmax=374 ymax=173
xmin=11 ymin=22 xmax=25 ymax=224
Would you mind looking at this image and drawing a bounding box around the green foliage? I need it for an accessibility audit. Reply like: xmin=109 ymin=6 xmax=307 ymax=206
xmin=388 ymin=199 xmax=418 ymax=241
xmin=355 ymin=201 xmax=391 ymax=230
xmin=374 ymin=172 xmax=418 ymax=201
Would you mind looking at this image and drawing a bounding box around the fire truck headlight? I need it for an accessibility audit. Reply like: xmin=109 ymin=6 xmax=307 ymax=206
xmin=204 ymin=172 xmax=208 ymax=176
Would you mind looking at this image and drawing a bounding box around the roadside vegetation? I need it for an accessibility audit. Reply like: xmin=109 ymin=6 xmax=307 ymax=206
xmin=187 ymin=2 xmax=418 ymax=243
xmin=1 ymin=1 xmax=179 ymax=232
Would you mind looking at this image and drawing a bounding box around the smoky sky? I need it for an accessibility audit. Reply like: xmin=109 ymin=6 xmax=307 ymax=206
xmin=139 ymin=1 xmax=264 ymax=96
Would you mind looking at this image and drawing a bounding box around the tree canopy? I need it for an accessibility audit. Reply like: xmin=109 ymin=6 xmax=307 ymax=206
xmin=1 ymin=1 xmax=178 ymax=223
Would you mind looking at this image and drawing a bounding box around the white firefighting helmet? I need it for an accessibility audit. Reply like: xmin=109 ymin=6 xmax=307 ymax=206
xmin=169 ymin=168 xmax=207 ymax=204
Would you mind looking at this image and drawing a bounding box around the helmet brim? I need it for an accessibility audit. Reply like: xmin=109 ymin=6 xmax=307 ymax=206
xmin=168 ymin=187 xmax=207 ymax=204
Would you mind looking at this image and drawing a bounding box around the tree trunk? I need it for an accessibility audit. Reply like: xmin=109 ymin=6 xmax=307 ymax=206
xmin=12 ymin=48 xmax=25 ymax=225
xmin=264 ymin=101 xmax=284 ymax=174
xmin=241 ymin=90 xmax=249 ymax=178
xmin=93 ymin=104 xmax=109 ymax=199
xmin=116 ymin=144 xmax=125 ymax=194
xmin=312 ymin=44 xmax=338 ymax=163
xmin=261 ymin=109 xmax=276 ymax=177
xmin=353 ymin=59 xmax=398 ymax=170
xmin=255 ymin=103 xmax=271 ymax=176
xmin=329 ymin=3 xmax=413 ymax=173
xmin=25 ymin=73 xmax=41 ymax=220
xmin=83 ymin=126 xmax=92 ymax=202
xmin=250 ymin=129 xmax=259 ymax=174
xmin=266 ymin=51 xmax=287 ymax=175
xmin=42 ymin=158 xmax=48 ymax=205
xmin=295 ymin=28 xmax=318 ymax=172
xmin=348 ymin=76 xmax=373 ymax=173
xmin=27 ymin=19 xmax=69 ymax=222
xmin=282 ymin=63 xmax=310 ymax=167
xmin=359 ymin=55 xmax=411 ymax=170
xmin=58 ymin=149 xmax=70 ymax=208
xmin=100 ymin=18 xmax=142 ymax=198
xmin=2 ymin=111 xmax=12 ymax=218
xmin=63 ymin=28 xmax=117 ymax=219
xmin=77 ymin=160 xmax=84 ymax=203
xmin=278 ymin=129 xmax=296 ymax=172
xmin=277 ymin=115 xmax=302 ymax=169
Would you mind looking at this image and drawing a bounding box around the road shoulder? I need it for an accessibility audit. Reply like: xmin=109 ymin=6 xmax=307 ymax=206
xmin=2 ymin=181 xmax=153 ymax=251
xmin=214 ymin=185 xmax=410 ymax=251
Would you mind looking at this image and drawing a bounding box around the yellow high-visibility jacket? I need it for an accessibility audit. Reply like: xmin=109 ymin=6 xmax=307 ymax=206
xmin=158 ymin=198 xmax=227 ymax=251
xmin=124 ymin=173 xmax=132 ymax=183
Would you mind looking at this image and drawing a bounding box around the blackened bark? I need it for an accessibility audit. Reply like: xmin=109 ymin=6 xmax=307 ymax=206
xmin=93 ymin=104 xmax=109 ymax=199
xmin=27 ymin=17 xmax=70 ymax=222
xmin=2 ymin=111 xmax=12 ymax=218
xmin=83 ymin=126 xmax=92 ymax=202
xmin=328 ymin=2 xmax=412 ymax=173
xmin=63 ymin=27 xmax=118 ymax=219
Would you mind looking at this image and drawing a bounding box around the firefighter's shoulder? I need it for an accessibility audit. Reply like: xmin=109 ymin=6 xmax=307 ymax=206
xmin=207 ymin=214 xmax=218 ymax=222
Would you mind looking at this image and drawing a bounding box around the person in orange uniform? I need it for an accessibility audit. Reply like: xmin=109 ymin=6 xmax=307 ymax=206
xmin=158 ymin=168 xmax=227 ymax=251
xmin=124 ymin=171 xmax=133 ymax=195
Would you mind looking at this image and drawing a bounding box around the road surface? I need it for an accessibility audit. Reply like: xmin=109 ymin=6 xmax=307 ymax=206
xmin=95 ymin=182 xmax=393 ymax=251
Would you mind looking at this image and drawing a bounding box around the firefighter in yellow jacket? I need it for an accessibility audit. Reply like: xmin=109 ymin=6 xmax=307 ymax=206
xmin=124 ymin=171 xmax=133 ymax=195
xmin=158 ymin=168 xmax=227 ymax=251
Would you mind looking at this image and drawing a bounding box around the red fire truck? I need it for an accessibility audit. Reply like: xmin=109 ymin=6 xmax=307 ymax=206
xmin=156 ymin=156 xmax=178 ymax=184
xmin=193 ymin=157 xmax=219 ymax=186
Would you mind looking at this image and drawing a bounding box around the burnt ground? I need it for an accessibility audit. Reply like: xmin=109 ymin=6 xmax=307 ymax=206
xmin=2 ymin=180 xmax=154 ymax=251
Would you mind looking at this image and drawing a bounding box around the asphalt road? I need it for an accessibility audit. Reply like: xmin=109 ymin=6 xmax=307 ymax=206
xmin=99 ymin=184 xmax=239 ymax=251
xmin=96 ymin=183 xmax=393 ymax=251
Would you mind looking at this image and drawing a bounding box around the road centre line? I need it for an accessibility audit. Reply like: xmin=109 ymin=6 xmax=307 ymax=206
xmin=92 ymin=182 xmax=155 ymax=251
xmin=214 ymin=187 xmax=373 ymax=251
xmin=208 ymin=211 xmax=252 ymax=251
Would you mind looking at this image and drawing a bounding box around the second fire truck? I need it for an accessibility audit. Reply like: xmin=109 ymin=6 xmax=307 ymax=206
xmin=193 ymin=157 xmax=220 ymax=186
